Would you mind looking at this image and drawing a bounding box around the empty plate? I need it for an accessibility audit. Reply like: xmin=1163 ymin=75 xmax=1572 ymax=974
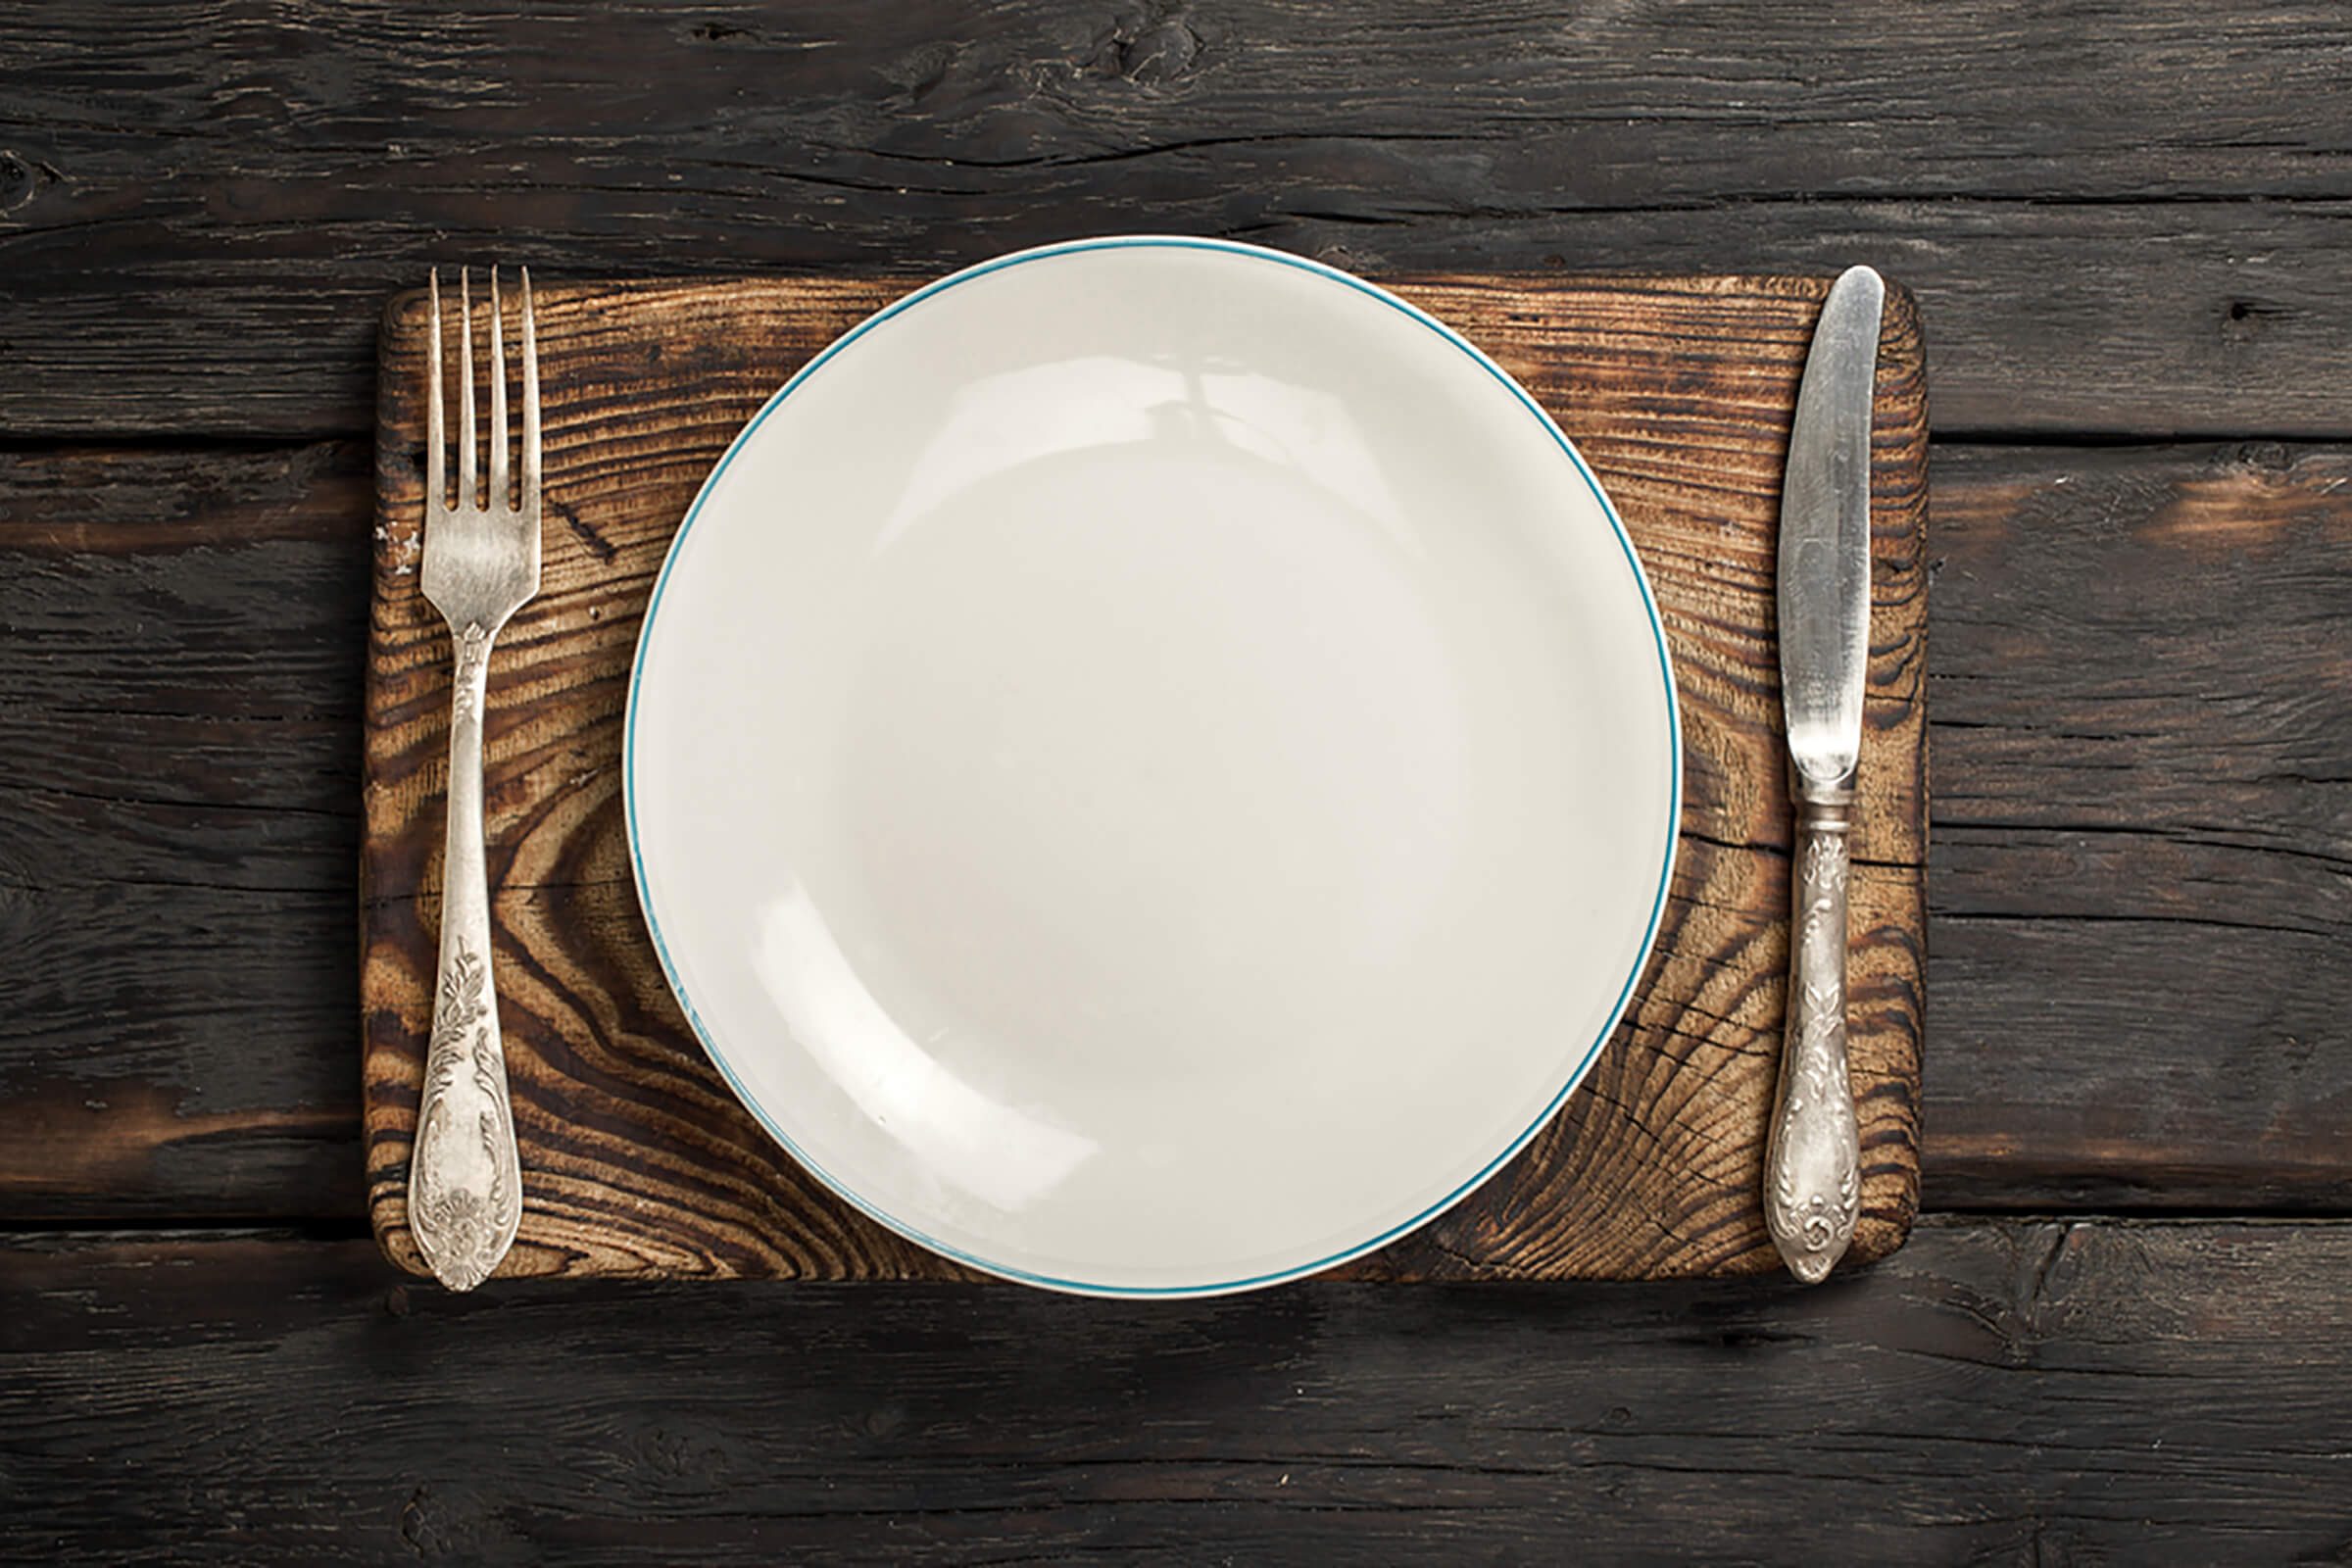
xmin=625 ymin=237 xmax=1679 ymax=1296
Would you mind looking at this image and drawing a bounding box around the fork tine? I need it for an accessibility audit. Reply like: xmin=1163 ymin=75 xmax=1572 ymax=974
xmin=458 ymin=267 xmax=477 ymax=509
xmin=426 ymin=270 xmax=445 ymax=509
xmin=519 ymin=267 xmax=541 ymax=503
xmin=488 ymin=266 xmax=510 ymax=510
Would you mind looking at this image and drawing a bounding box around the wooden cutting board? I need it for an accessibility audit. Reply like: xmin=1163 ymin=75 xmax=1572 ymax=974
xmin=361 ymin=269 xmax=1927 ymax=1284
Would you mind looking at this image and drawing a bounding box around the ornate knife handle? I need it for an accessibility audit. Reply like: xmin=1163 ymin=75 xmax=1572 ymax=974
xmin=408 ymin=623 xmax=523 ymax=1291
xmin=1764 ymin=775 xmax=1861 ymax=1284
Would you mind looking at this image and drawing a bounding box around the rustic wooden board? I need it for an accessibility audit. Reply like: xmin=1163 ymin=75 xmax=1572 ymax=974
xmin=356 ymin=270 xmax=1930 ymax=1283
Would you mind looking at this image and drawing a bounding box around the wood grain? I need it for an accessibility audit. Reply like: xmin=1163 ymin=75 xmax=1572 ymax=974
xmin=1926 ymin=441 xmax=2352 ymax=1208
xmin=357 ymin=270 xmax=1929 ymax=1282
xmin=4 ymin=2 xmax=2352 ymax=439
xmin=9 ymin=1217 xmax=2352 ymax=1563
xmin=10 ymin=12 xmax=2351 ymax=1560
xmin=0 ymin=443 xmax=370 ymax=1218
xmin=11 ymin=440 xmax=2351 ymax=1223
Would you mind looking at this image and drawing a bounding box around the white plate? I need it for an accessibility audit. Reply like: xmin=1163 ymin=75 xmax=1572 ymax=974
xmin=625 ymin=237 xmax=1680 ymax=1297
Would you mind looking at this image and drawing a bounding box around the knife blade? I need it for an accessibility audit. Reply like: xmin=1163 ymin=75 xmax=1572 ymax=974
xmin=1764 ymin=264 xmax=1883 ymax=1284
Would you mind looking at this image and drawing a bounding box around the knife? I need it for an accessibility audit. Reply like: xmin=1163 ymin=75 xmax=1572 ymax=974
xmin=1765 ymin=264 xmax=1883 ymax=1284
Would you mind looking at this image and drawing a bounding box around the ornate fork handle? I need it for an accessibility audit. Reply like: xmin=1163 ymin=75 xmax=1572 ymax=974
xmin=409 ymin=617 xmax=523 ymax=1290
xmin=1764 ymin=778 xmax=1861 ymax=1283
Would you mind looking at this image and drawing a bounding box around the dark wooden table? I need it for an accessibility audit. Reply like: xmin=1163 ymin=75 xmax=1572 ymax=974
xmin=5 ymin=6 xmax=2349 ymax=1561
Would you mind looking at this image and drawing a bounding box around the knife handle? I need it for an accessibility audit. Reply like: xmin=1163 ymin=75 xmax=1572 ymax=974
xmin=408 ymin=623 xmax=524 ymax=1291
xmin=1765 ymin=778 xmax=1862 ymax=1284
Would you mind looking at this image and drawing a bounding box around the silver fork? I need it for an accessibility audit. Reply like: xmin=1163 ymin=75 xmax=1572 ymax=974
xmin=410 ymin=267 xmax=539 ymax=1291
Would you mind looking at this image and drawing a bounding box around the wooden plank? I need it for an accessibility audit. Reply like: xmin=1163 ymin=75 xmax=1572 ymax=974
xmin=6 ymin=1217 xmax=2352 ymax=1562
xmin=6 ymin=437 xmax=2349 ymax=1222
xmin=355 ymin=271 xmax=1928 ymax=1282
xmin=4 ymin=3 xmax=2352 ymax=438
xmin=0 ymin=444 xmax=368 ymax=1218
xmin=1925 ymin=442 xmax=2352 ymax=1208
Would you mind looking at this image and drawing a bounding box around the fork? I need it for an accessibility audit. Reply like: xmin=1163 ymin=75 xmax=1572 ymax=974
xmin=409 ymin=267 xmax=539 ymax=1291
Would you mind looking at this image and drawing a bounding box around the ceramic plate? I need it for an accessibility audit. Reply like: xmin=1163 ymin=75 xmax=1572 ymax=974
xmin=625 ymin=237 xmax=1680 ymax=1296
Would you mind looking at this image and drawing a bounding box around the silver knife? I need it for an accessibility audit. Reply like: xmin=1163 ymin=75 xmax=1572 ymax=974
xmin=1765 ymin=264 xmax=1883 ymax=1284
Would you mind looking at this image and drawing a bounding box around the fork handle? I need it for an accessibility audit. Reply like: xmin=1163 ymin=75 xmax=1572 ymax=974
xmin=1764 ymin=779 xmax=1862 ymax=1284
xmin=409 ymin=620 xmax=523 ymax=1290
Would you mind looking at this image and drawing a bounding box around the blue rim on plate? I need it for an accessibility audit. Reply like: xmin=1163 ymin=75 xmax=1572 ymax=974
xmin=622 ymin=235 xmax=1684 ymax=1297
